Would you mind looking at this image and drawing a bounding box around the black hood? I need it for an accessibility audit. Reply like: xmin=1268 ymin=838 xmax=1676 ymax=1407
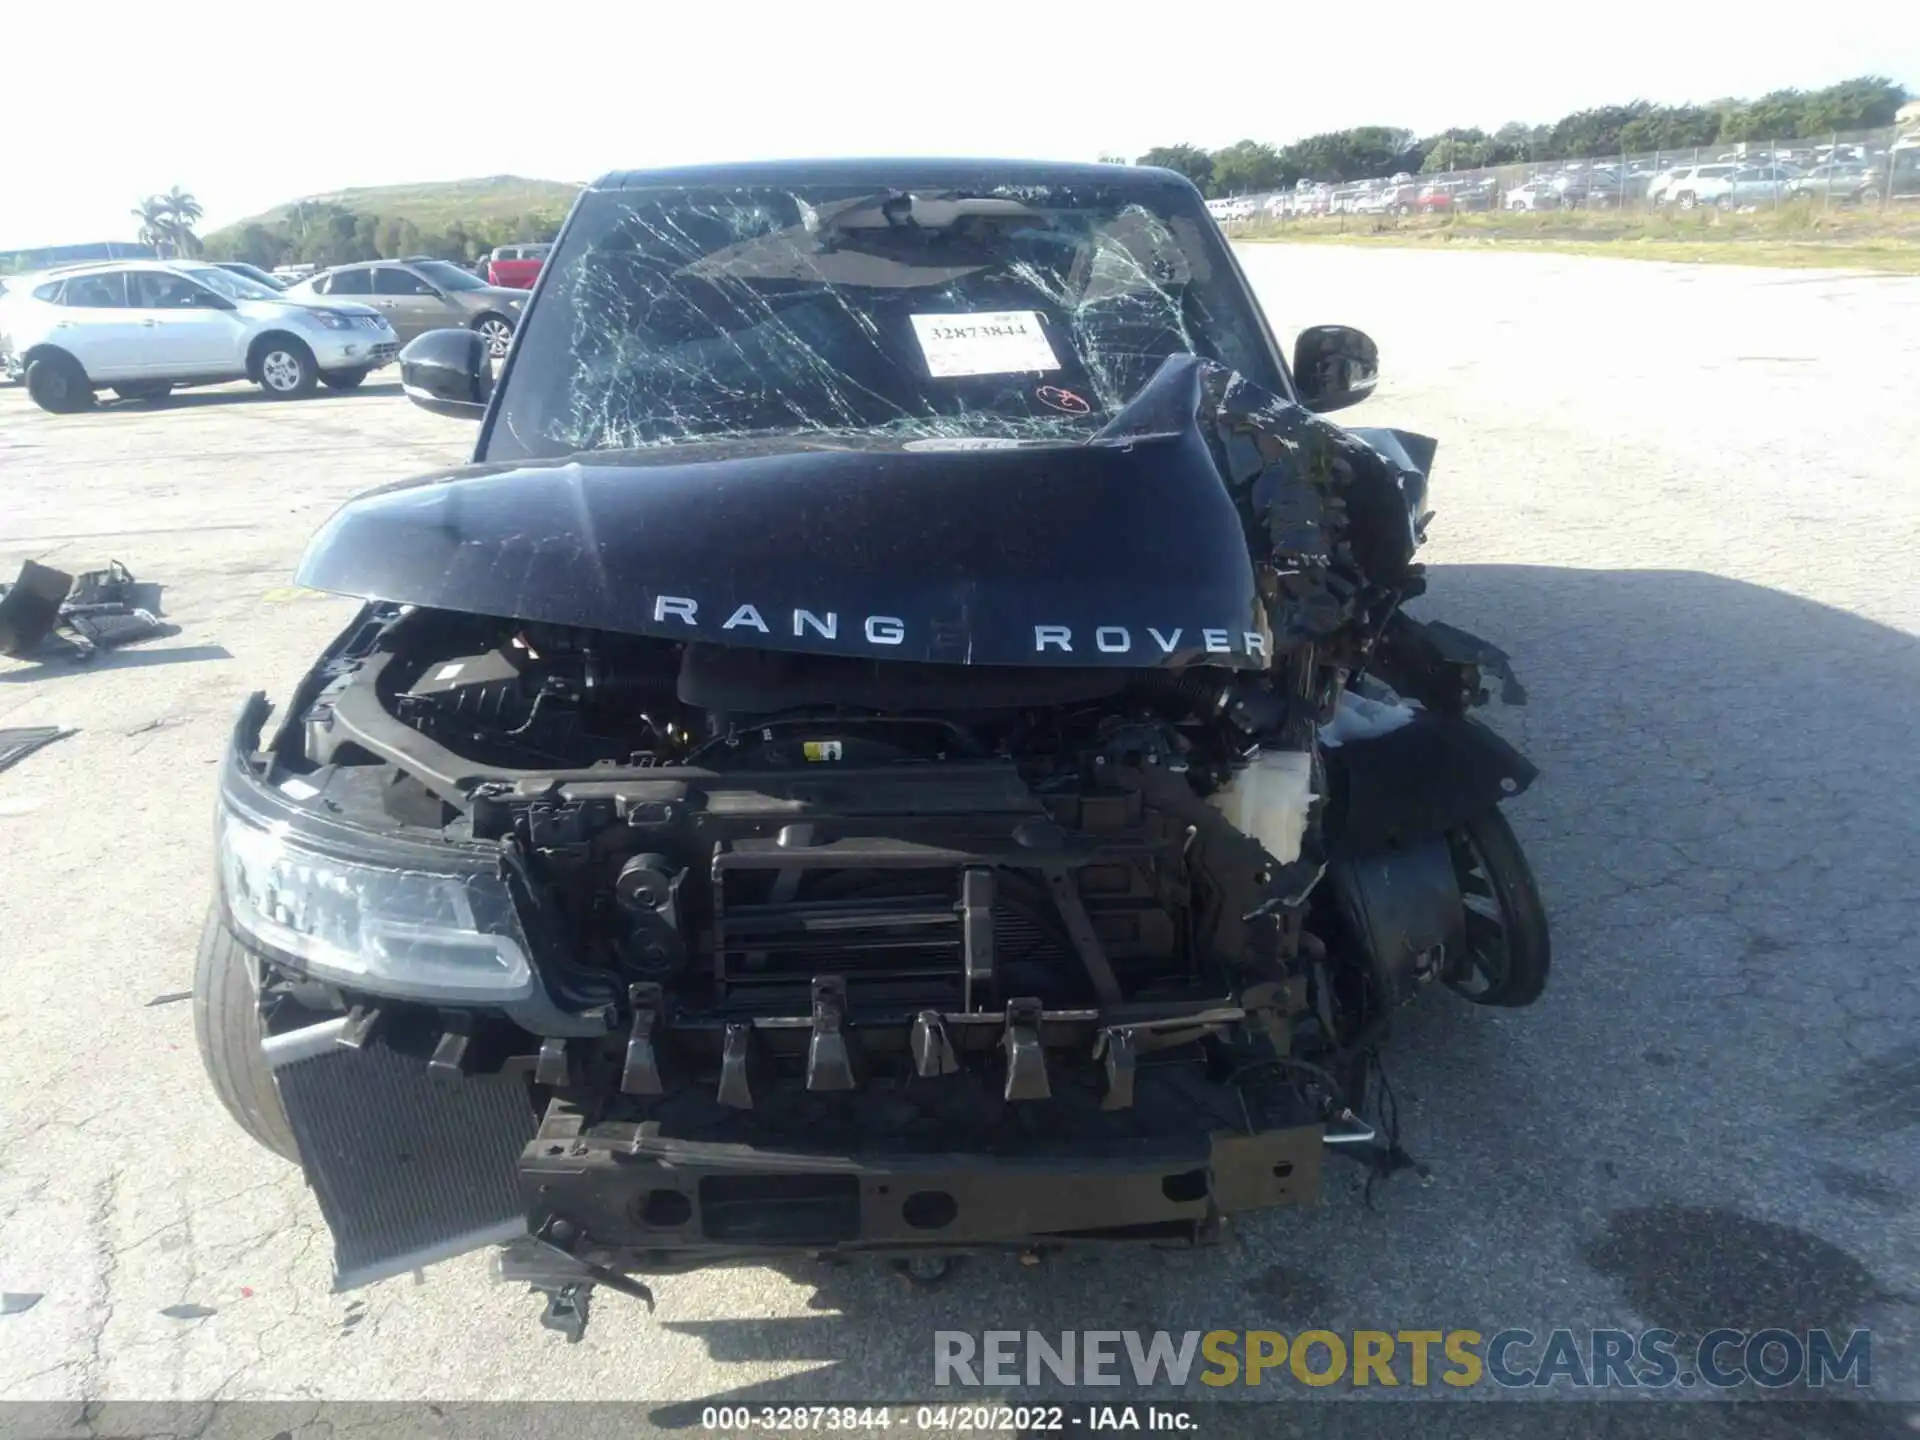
xmin=297 ymin=356 xmax=1425 ymax=669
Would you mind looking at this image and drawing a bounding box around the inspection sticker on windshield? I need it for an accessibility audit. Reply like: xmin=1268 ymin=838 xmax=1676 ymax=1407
xmin=910 ymin=311 xmax=1060 ymax=377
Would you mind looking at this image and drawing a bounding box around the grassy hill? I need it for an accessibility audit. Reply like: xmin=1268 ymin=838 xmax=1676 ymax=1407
xmin=201 ymin=175 xmax=588 ymax=268
xmin=207 ymin=175 xmax=584 ymax=242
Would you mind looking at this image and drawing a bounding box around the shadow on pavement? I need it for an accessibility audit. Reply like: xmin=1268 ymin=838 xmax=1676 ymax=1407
xmin=90 ymin=382 xmax=403 ymax=413
xmin=0 ymin=642 xmax=231 ymax=682
xmin=631 ymin=565 xmax=1919 ymax=1420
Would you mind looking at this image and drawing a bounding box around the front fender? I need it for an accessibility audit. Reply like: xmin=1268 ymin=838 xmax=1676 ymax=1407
xmin=1322 ymin=711 xmax=1535 ymax=862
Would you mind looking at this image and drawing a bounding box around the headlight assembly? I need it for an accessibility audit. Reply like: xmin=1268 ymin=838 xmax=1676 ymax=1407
xmin=299 ymin=308 xmax=354 ymax=331
xmin=218 ymin=806 xmax=533 ymax=1002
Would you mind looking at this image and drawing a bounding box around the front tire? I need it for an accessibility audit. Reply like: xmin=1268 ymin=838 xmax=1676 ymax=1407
xmin=473 ymin=314 xmax=513 ymax=359
xmin=1443 ymin=809 xmax=1551 ymax=1008
xmin=319 ymin=367 xmax=370 ymax=391
xmin=255 ymin=338 xmax=318 ymax=399
xmin=25 ymin=352 xmax=92 ymax=413
xmin=192 ymin=907 xmax=297 ymax=1161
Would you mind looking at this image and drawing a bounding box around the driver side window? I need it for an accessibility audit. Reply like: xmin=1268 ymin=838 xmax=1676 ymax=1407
xmin=374 ymin=266 xmax=435 ymax=296
xmin=131 ymin=271 xmax=217 ymax=308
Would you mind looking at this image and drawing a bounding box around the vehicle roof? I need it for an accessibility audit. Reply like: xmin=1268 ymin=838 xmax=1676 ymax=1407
xmin=9 ymin=258 xmax=223 ymax=283
xmin=590 ymin=157 xmax=1196 ymax=194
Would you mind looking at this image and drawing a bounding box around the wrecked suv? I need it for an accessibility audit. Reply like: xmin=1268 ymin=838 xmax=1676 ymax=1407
xmin=198 ymin=159 xmax=1549 ymax=1338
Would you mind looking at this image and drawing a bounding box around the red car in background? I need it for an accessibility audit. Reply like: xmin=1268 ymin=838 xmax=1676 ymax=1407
xmin=484 ymin=243 xmax=551 ymax=289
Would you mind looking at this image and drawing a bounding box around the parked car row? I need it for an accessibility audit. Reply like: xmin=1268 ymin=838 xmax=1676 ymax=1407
xmin=1210 ymin=135 xmax=1916 ymax=226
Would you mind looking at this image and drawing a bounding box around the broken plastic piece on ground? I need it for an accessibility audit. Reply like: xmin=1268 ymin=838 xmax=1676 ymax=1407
xmin=144 ymin=990 xmax=192 ymax=1008
xmin=2 ymin=1292 xmax=43 ymax=1316
xmin=0 ymin=559 xmax=171 ymax=662
xmin=0 ymin=562 xmax=73 ymax=657
xmin=0 ymin=727 xmax=73 ymax=775
xmin=159 ymin=1302 xmax=217 ymax=1320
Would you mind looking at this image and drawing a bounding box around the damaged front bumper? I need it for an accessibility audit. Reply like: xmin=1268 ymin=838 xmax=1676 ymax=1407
xmin=261 ymin=999 xmax=1327 ymax=1293
xmin=517 ymin=1102 xmax=1323 ymax=1268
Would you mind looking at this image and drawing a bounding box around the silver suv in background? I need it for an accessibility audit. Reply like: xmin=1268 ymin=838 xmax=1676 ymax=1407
xmin=0 ymin=261 xmax=398 ymax=412
xmin=289 ymin=259 xmax=526 ymax=357
xmin=1649 ymin=164 xmax=1738 ymax=209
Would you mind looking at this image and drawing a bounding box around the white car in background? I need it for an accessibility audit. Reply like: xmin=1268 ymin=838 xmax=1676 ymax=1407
xmin=0 ymin=260 xmax=398 ymax=413
xmin=1503 ymin=180 xmax=1561 ymax=211
xmin=1651 ymin=164 xmax=1739 ymax=209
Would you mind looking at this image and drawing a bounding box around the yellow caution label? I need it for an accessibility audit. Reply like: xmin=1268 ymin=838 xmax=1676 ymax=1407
xmin=802 ymin=740 xmax=844 ymax=762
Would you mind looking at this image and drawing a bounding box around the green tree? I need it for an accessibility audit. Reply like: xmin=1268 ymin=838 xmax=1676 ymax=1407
xmin=1420 ymin=129 xmax=1492 ymax=173
xmin=1278 ymin=127 xmax=1421 ymax=182
xmin=226 ymin=224 xmax=286 ymax=268
xmin=1136 ymin=144 xmax=1214 ymax=190
xmin=1545 ymin=104 xmax=1652 ymax=160
xmin=1210 ymin=139 xmax=1287 ymax=195
xmin=1800 ymin=76 xmax=1906 ymax=132
xmin=161 ymin=186 xmax=204 ymax=255
xmin=1618 ymin=105 xmax=1722 ymax=155
xmin=131 ymin=195 xmax=171 ymax=253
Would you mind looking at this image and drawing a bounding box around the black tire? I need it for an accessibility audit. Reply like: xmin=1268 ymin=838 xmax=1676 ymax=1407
xmin=193 ymin=906 xmax=298 ymax=1161
xmin=472 ymin=313 xmax=513 ymax=359
xmin=24 ymin=352 xmax=92 ymax=413
xmin=319 ymin=367 xmax=370 ymax=391
xmin=112 ymin=382 xmax=174 ymax=402
xmin=254 ymin=336 xmax=318 ymax=399
xmin=1443 ymin=809 xmax=1551 ymax=1008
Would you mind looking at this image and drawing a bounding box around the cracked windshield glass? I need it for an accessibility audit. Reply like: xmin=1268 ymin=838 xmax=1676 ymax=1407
xmin=485 ymin=181 xmax=1283 ymax=461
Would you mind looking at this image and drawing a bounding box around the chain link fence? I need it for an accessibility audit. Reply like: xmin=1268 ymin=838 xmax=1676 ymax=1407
xmin=1212 ymin=124 xmax=1918 ymax=226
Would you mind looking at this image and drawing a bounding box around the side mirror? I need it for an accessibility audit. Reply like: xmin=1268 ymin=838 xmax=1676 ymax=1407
xmin=399 ymin=328 xmax=493 ymax=420
xmin=1292 ymin=325 xmax=1379 ymax=413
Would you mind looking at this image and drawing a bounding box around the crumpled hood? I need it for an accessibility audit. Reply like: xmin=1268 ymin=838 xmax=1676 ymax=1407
xmin=296 ymin=356 xmax=1431 ymax=669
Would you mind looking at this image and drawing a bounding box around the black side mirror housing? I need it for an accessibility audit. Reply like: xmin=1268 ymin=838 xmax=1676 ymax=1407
xmin=400 ymin=328 xmax=493 ymax=419
xmin=1292 ymin=324 xmax=1379 ymax=413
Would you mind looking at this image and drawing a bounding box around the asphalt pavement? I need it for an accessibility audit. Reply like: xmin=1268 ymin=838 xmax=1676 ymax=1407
xmin=0 ymin=247 xmax=1916 ymax=1430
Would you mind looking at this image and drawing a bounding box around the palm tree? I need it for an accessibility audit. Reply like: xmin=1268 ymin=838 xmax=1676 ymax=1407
xmin=131 ymin=195 xmax=172 ymax=255
xmin=162 ymin=186 xmax=204 ymax=256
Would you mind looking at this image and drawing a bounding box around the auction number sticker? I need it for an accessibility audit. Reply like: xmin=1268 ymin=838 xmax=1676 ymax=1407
xmin=910 ymin=311 xmax=1060 ymax=377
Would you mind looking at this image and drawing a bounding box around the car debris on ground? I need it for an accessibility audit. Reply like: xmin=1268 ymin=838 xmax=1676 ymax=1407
xmin=0 ymin=726 xmax=73 ymax=775
xmin=0 ymin=560 xmax=172 ymax=661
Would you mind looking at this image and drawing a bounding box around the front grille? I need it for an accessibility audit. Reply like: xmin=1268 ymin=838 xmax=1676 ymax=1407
xmin=369 ymin=342 xmax=398 ymax=362
xmin=353 ymin=315 xmax=386 ymax=330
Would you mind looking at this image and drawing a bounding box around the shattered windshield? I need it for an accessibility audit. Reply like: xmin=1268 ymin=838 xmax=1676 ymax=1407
xmin=484 ymin=180 xmax=1281 ymax=461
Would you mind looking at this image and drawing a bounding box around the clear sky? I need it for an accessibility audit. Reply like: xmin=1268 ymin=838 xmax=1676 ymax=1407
xmin=3 ymin=0 xmax=1913 ymax=249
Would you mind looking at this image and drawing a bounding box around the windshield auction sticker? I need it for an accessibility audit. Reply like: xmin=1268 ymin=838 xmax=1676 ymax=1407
xmin=910 ymin=311 xmax=1060 ymax=377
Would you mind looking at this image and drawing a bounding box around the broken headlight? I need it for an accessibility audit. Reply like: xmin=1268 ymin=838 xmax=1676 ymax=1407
xmin=217 ymin=808 xmax=533 ymax=1003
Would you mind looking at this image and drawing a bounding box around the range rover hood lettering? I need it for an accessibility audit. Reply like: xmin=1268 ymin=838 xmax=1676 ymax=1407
xmin=295 ymin=357 xmax=1338 ymax=669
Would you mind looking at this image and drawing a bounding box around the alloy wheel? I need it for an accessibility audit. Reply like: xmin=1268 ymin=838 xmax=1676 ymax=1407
xmin=261 ymin=350 xmax=303 ymax=392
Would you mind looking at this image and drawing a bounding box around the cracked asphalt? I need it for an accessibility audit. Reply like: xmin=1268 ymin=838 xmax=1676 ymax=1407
xmin=0 ymin=248 xmax=1915 ymax=1430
